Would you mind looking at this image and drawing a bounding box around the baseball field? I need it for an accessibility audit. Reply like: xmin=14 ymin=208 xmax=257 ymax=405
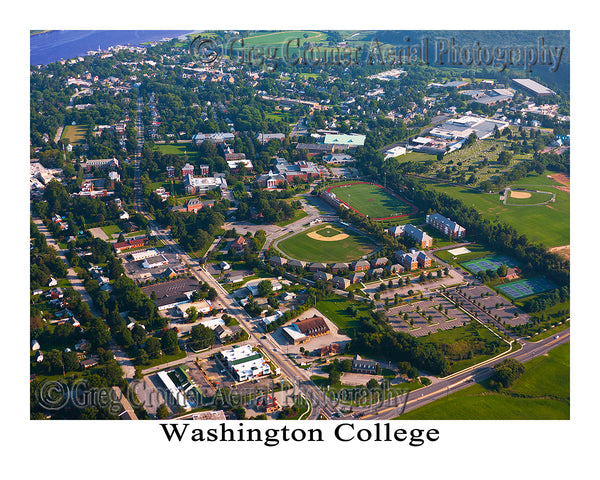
xmin=277 ymin=223 xmax=378 ymax=263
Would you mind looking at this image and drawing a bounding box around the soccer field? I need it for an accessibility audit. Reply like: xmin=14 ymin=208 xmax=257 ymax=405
xmin=327 ymin=182 xmax=417 ymax=220
xmin=277 ymin=223 xmax=377 ymax=263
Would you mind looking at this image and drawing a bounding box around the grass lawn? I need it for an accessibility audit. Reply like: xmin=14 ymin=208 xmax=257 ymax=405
xmin=315 ymin=295 xmax=372 ymax=333
xmin=420 ymin=322 xmax=509 ymax=374
xmin=140 ymin=350 xmax=187 ymax=370
xmin=274 ymin=209 xmax=308 ymax=227
xmin=278 ymin=223 xmax=378 ymax=263
xmin=397 ymin=342 xmax=569 ymax=419
xmin=101 ymin=224 xmax=122 ymax=239
xmin=424 ymin=172 xmax=569 ymax=247
xmin=328 ymin=183 xmax=416 ymax=219
xmin=61 ymin=125 xmax=87 ymax=145
xmin=155 ymin=144 xmax=201 ymax=164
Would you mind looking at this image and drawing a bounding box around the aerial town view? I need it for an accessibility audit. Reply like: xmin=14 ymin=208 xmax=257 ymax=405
xmin=29 ymin=29 xmax=570 ymax=424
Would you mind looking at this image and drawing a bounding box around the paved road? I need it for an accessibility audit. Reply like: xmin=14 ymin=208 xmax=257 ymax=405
xmin=358 ymin=329 xmax=570 ymax=420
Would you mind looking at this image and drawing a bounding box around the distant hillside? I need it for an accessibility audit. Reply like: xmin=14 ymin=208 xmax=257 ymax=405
xmin=359 ymin=30 xmax=570 ymax=93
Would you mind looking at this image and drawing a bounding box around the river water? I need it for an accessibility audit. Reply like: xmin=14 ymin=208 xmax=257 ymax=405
xmin=30 ymin=30 xmax=195 ymax=66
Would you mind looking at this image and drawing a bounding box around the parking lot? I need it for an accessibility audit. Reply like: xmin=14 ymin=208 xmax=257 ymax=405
xmin=447 ymin=285 xmax=530 ymax=327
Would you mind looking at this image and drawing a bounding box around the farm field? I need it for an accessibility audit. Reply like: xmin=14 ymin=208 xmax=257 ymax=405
xmin=277 ymin=223 xmax=377 ymax=263
xmin=236 ymin=30 xmax=327 ymax=47
xmin=328 ymin=182 xmax=417 ymax=220
xmin=397 ymin=342 xmax=569 ymax=419
xmin=423 ymin=173 xmax=569 ymax=247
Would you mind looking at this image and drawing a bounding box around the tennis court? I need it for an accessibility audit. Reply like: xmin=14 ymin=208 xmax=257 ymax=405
xmin=461 ymin=255 xmax=519 ymax=274
xmin=496 ymin=277 xmax=555 ymax=300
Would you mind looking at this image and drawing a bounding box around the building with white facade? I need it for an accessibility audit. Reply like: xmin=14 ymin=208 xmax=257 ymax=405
xmin=219 ymin=344 xmax=271 ymax=382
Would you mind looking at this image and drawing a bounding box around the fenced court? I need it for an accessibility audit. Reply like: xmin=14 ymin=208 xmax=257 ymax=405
xmin=461 ymin=255 xmax=518 ymax=274
xmin=496 ymin=277 xmax=555 ymax=300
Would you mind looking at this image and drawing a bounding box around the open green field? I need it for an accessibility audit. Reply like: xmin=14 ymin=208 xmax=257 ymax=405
xmin=278 ymin=223 xmax=378 ymax=263
xmin=155 ymin=144 xmax=201 ymax=164
xmin=424 ymin=173 xmax=569 ymax=247
xmin=61 ymin=125 xmax=87 ymax=145
xmin=420 ymin=322 xmax=509 ymax=374
xmin=315 ymin=295 xmax=373 ymax=333
xmin=329 ymin=183 xmax=416 ymax=219
xmin=397 ymin=342 xmax=569 ymax=419
xmin=237 ymin=30 xmax=327 ymax=47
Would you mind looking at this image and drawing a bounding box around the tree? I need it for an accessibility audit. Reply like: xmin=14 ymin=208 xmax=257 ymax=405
xmin=131 ymin=323 xmax=147 ymax=344
xmin=190 ymin=324 xmax=215 ymax=350
xmin=185 ymin=306 xmax=198 ymax=323
xmin=366 ymin=378 xmax=380 ymax=390
xmin=161 ymin=329 xmax=180 ymax=354
xmin=145 ymin=337 xmax=161 ymax=358
xmin=156 ymin=403 xmax=170 ymax=419
xmin=497 ymin=264 xmax=508 ymax=277
xmin=62 ymin=350 xmax=80 ymax=372
xmin=491 ymin=358 xmax=525 ymax=389
xmin=257 ymin=280 xmax=273 ymax=297
xmin=328 ymin=369 xmax=341 ymax=386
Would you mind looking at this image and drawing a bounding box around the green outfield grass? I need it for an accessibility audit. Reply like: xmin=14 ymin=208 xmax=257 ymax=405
xmin=397 ymin=342 xmax=569 ymax=419
xmin=505 ymin=190 xmax=554 ymax=205
xmin=329 ymin=183 xmax=415 ymax=219
xmin=277 ymin=223 xmax=378 ymax=263
xmin=424 ymin=173 xmax=569 ymax=247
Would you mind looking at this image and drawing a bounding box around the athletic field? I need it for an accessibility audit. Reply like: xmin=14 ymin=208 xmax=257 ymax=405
xmin=327 ymin=182 xmax=417 ymax=220
xmin=461 ymin=255 xmax=519 ymax=274
xmin=496 ymin=277 xmax=556 ymax=300
xmin=277 ymin=223 xmax=377 ymax=263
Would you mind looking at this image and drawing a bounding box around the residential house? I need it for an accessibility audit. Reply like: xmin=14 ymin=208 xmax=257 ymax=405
xmin=352 ymin=260 xmax=370 ymax=272
xmin=288 ymin=259 xmax=306 ymax=270
xmin=314 ymin=271 xmax=333 ymax=282
xmin=371 ymin=257 xmax=389 ymax=268
xmin=331 ymin=262 xmax=349 ymax=274
xmin=349 ymin=271 xmax=365 ymax=284
xmin=269 ymin=256 xmax=288 ymax=268
xmin=332 ymin=276 xmax=351 ymax=289
xmin=309 ymin=262 xmax=327 ymax=272
xmin=231 ymin=236 xmax=247 ymax=252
